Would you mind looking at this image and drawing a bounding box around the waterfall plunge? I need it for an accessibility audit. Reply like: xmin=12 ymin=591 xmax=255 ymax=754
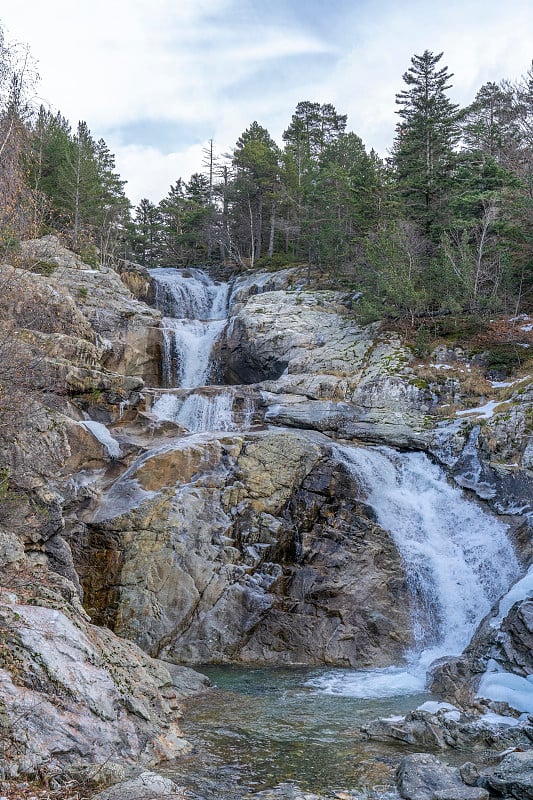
xmin=307 ymin=445 xmax=521 ymax=698
xmin=150 ymin=267 xmax=229 ymax=389
xmin=151 ymin=390 xmax=255 ymax=433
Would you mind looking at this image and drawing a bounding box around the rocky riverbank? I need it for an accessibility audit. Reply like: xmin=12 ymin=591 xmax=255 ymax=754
xmin=1 ymin=236 xmax=533 ymax=797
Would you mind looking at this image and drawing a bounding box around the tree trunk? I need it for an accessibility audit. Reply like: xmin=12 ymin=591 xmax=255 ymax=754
xmin=268 ymin=200 xmax=276 ymax=258
xmin=255 ymin=191 xmax=263 ymax=260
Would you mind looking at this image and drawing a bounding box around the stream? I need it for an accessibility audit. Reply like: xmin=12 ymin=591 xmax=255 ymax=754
xmin=145 ymin=267 xmax=522 ymax=798
xmin=165 ymin=665 xmax=433 ymax=799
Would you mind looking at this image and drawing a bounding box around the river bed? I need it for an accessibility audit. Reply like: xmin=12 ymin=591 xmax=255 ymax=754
xmin=164 ymin=665 xmax=435 ymax=798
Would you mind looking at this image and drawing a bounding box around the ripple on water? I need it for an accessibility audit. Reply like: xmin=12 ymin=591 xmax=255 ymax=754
xmin=163 ymin=666 xmax=434 ymax=799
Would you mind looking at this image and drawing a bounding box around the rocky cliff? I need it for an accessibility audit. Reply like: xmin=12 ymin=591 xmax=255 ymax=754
xmin=1 ymin=236 xmax=532 ymax=792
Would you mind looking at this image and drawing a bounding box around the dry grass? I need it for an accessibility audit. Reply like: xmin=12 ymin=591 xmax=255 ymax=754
xmin=0 ymin=781 xmax=90 ymax=800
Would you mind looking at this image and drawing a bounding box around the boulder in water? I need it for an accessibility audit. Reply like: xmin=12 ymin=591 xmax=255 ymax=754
xmin=91 ymin=771 xmax=186 ymax=800
xmin=396 ymin=754 xmax=489 ymax=800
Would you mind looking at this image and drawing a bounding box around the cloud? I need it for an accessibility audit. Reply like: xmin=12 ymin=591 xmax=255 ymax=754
xmin=112 ymin=142 xmax=207 ymax=206
xmin=313 ymin=0 xmax=533 ymax=154
xmin=2 ymin=0 xmax=330 ymax=127
xmin=2 ymin=0 xmax=532 ymax=203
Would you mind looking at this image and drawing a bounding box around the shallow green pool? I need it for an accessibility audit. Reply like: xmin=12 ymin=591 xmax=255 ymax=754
xmin=164 ymin=665 xmax=434 ymax=798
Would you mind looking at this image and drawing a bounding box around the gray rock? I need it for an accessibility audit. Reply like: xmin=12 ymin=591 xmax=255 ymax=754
xmin=245 ymin=784 xmax=325 ymax=800
xmin=92 ymin=771 xmax=185 ymax=800
xmin=78 ymin=429 xmax=412 ymax=668
xmin=433 ymin=791 xmax=488 ymax=800
xmin=396 ymin=754 xmax=488 ymax=800
xmin=487 ymin=750 xmax=533 ymax=800
xmin=0 ymin=584 xmax=191 ymax=778
xmin=459 ymin=763 xmax=480 ymax=786
xmin=430 ymin=591 xmax=533 ymax=710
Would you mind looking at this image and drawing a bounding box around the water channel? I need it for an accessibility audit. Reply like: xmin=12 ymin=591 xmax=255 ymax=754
xmin=146 ymin=267 xmax=521 ymax=798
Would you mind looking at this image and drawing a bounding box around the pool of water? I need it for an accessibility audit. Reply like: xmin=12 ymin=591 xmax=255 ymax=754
xmin=164 ymin=665 xmax=435 ymax=798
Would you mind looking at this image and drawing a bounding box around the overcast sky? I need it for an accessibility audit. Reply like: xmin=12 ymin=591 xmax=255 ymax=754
xmin=1 ymin=0 xmax=532 ymax=205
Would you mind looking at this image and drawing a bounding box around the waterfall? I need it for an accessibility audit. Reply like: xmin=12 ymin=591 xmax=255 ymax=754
xmin=148 ymin=267 xmax=260 ymax=433
xmin=307 ymin=445 xmax=521 ymax=698
xmin=150 ymin=267 xmax=229 ymax=389
xmin=151 ymin=267 xmax=228 ymax=320
xmin=152 ymin=389 xmax=255 ymax=433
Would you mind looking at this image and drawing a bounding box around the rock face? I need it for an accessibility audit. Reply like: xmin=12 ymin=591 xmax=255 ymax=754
xmin=18 ymin=235 xmax=163 ymax=385
xmin=0 ymin=571 xmax=207 ymax=779
xmin=76 ymin=429 xmax=412 ymax=666
xmin=3 ymin=239 xmax=533 ymax=785
xmin=220 ymin=287 xmax=434 ymax=448
xmin=0 ymin=240 xmax=210 ymax=780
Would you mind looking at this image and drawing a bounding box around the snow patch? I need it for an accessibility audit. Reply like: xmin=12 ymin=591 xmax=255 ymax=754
xmin=477 ymin=665 xmax=533 ymax=714
xmin=490 ymin=565 xmax=533 ymax=627
xmin=456 ymin=400 xmax=502 ymax=419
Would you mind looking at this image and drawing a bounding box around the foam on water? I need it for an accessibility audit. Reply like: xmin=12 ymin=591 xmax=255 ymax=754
xmin=160 ymin=317 xmax=226 ymax=388
xmin=305 ymin=665 xmax=426 ymax=698
xmin=152 ymin=389 xmax=256 ymax=433
xmin=150 ymin=267 xmax=228 ymax=320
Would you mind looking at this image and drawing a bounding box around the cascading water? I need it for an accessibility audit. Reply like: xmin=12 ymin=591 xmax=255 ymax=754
xmin=149 ymin=267 xmax=257 ymax=433
xmin=150 ymin=267 xmax=229 ymax=389
xmin=151 ymin=390 xmax=255 ymax=433
xmin=307 ymin=444 xmax=521 ymax=698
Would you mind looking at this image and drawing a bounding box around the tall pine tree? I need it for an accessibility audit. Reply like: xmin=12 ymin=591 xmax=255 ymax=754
xmin=393 ymin=50 xmax=459 ymax=239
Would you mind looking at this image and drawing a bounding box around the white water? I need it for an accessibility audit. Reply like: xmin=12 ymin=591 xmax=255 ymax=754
xmin=152 ymin=390 xmax=255 ymax=433
xmin=307 ymin=445 xmax=521 ymax=698
xmin=78 ymin=420 xmax=122 ymax=459
xmin=150 ymin=268 xmax=229 ymax=389
xmin=160 ymin=317 xmax=227 ymax=388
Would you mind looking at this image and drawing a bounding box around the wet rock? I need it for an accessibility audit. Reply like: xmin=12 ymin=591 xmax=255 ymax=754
xmin=364 ymin=705 xmax=533 ymax=753
xmin=430 ymin=591 xmax=533 ymax=710
xmin=245 ymin=785 xmax=325 ymax=800
xmin=395 ymin=754 xmax=488 ymax=800
xmin=92 ymin=771 xmax=186 ymax=800
xmin=77 ymin=429 xmax=412 ymax=667
xmin=486 ymin=749 xmax=533 ymax=800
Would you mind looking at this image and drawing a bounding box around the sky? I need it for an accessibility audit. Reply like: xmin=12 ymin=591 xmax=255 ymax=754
xmin=1 ymin=0 xmax=532 ymax=206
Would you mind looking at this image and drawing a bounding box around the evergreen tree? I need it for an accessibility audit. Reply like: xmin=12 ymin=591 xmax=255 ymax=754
xmin=130 ymin=198 xmax=160 ymax=267
xmin=460 ymin=82 xmax=517 ymax=162
xmin=393 ymin=50 xmax=460 ymax=238
xmin=231 ymin=121 xmax=281 ymax=266
xmin=300 ymin=132 xmax=383 ymax=276
xmin=281 ymin=102 xmax=347 ymax=261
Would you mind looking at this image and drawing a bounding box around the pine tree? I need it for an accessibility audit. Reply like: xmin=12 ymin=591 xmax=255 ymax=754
xmin=231 ymin=121 xmax=281 ymax=266
xmin=393 ymin=50 xmax=460 ymax=238
xmin=460 ymin=82 xmax=517 ymax=162
xmin=130 ymin=198 xmax=160 ymax=267
xmin=281 ymin=102 xmax=347 ymax=262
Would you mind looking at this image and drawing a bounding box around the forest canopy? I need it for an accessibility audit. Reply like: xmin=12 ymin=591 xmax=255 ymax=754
xmin=1 ymin=21 xmax=533 ymax=321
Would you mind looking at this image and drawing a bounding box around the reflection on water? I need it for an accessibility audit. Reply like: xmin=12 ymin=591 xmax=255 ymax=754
xmin=164 ymin=666 xmax=434 ymax=798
